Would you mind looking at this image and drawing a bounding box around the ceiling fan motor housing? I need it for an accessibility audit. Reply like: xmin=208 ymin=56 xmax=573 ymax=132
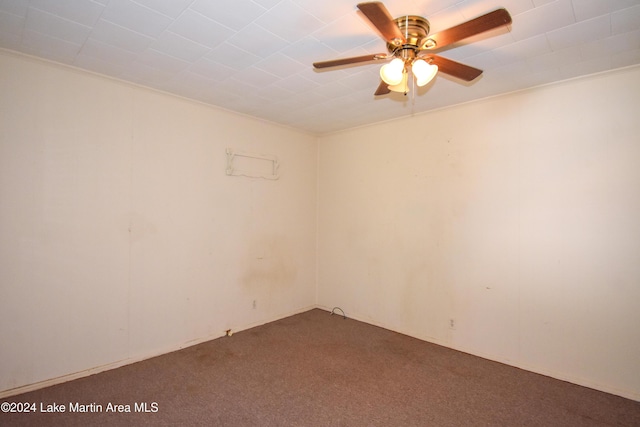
xmin=386 ymin=15 xmax=431 ymax=53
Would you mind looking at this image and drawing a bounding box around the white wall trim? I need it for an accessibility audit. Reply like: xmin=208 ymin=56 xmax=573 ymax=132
xmin=0 ymin=305 xmax=318 ymax=399
xmin=316 ymin=304 xmax=640 ymax=402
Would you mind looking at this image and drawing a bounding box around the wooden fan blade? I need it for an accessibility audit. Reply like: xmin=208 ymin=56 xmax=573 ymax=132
xmin=374 ymin=80 xmax=390 ymax=96
xmin=427 ymin=8 xmax=512 ymax=49
xmin=427 ymin=55 xmax=482 ymax=81
xmin=357 ymin=2 xmax=405 ymax=43
xmin=313 ymin=54 xmax=385 ymax=69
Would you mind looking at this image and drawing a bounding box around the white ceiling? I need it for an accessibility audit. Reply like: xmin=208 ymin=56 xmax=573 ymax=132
xmin=1 ymin=0 xmax=639 ymax=135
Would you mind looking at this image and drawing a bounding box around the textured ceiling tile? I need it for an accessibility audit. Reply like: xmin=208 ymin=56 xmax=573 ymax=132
xmin=281 ymin=36 xmax=338 ymax=66
xmin=458 ymin=0 xmax=535 ymax=18
xmin=493 ymin=34 xmax=551 ymax=66
xmin=546 ymin=14 xmax=610 ymax=50
xmin=26 ymin=7 xmax=91 ymax=45
xmin=28 ymin=0 xmax=104 ymax=27
xmin=136 ymin=49 xmax=192 ymax=74
xmin=612 ymin=4 xmax=640 ymax=35
xmin=512 ymin=67 xmax=561 ymax=89
xmin=295 ymin=0 xmax=356 ymax=24
xmin=120 ymin=61 xmax=177 ymax=85
xmin=580 ymin=29 xmax=640 ymax=57
xmin=163 ymin=70 xmax=219 ymax=98
xmin=205 ymin=42 xmax=262 ymax=70
xmin=21 ymin=28 xmax=81 ymax=62
xmin=526 ymin=46 xmax=582 ymax=72
xmin=442 ymin=29 xmax=514 ymax=61
xmin=255 ymin=0 xmax=324 ymax=42
xmin=483 ymin=60 xmax=527 ymax=88
xmin=255 ymin=84 xmax=297 ymax=100
xmin=251 ymin=0 xmax=283 ymax=10
xmin=349 ymin=38 xmax=387 ymax=56
xmin=532 ymin=0 xmax=555 ymax=6
xmin=424 ymin=4 xmax=467 ymax=34
xmin=254 ymin=52 xmax=307 ymax=77
xmin=560 ymin=56 xmax=612 ymax=79
xmin=272 ymin=73 xmax=321 ymax=92
xmin=0 ymin=0 xmax=29 ymax=17
xmin=225 ymin=93 xmax=271 ymax=114
xmin=1 ymin=0 xmax=639 ymax=135
xmin=571 ymin=0 xmax=612 ymax=21
xmin=305 ymin=67 xmax=349 ymax=84
xmin=270 ymin=95 xmax=311 ymax=110
xmin=101 ymin=0 xmax=172 ymax=38
xmin=311 ymin=13 xmax=377 ymax=53
xmin=133 ymin=0 xmax=194 ymax=19
xmin=78 ymin=37 xmax=137 ymax=66
xmin=230 ymin=66 xmax=281 ymax=89
xmin=611 ymin=48 xmax=640 ymax=68
xmin=188 ymin=57 xmax=236 ymax=81
xmin=168 ymin=9 xmax=231 ymax=49
xmin=74 ymin=53 xmax=126 ymax=77
xmin=510 ymin=0 xmax=575 ymax=41
xmin=227 ymin=23 xmax=288 ymax=57
xmin=0 ymin=31 xmax=21 ymax=50
xmin=454 ymin=50 xmax=495 ymax=72
xmin=279 ymin=99 xmax=327 ymax=121
xmin=341 ymin=69 xmax=381 ymax=91
xmin=90 ymin=18 xmax=154 ymax=53
xmin=0 ymin=9 xmax=24 ymax=35
xmin=191 ymin=0 xmax=267 ymax=31
xmin=151 ymin=31 xmax=211 ymax=63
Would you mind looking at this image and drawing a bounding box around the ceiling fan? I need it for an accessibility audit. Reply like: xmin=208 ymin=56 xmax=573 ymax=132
xmin=313 ymin=2 xmax=512 ymax=96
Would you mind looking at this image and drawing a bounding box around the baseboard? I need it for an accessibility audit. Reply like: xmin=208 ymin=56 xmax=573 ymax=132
xmin=0 ymin=356 xmax=151 ymax=400
xmin=7 ymin=304 xmax=635 ymax=402
xmin=315 ymin=304 xmax=640 ymax=402
xmin=0 ymin=304 xmax=318 ymax=399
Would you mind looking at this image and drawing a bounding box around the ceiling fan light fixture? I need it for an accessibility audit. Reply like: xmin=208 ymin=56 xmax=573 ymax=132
xmin=388 ymin=71 xmax=409 ymax=94
xmin=380 ymin=58 xmax=405 ymax=85
xmin=313 ymin=3 xmax=512 ymax=96
xmin=412 ymin=59 xmax=438 ymax=87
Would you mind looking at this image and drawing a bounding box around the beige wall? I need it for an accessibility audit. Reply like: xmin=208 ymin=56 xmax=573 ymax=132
xmin=0 ymin=51 xmax=318 ymax=395
xmin=2 ymin=48 xmax=639 ymax=401
xmin=317 ymin=65 xmax=640 ymax=400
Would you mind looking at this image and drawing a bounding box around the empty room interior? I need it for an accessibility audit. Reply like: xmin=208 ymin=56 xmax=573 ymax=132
xmin=1 ymin=0 xmax=640 ymax=424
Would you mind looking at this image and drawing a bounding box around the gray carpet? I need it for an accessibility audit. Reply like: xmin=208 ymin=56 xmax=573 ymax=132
xmin=1 ymin=308 xmax=639 ymax=426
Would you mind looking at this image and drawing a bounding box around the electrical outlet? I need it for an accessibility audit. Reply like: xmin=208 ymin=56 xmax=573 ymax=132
xmin=252 ymin=300 xmax=257 ymax=309
xmin=449 ymin=319 xmax=456 ymax=329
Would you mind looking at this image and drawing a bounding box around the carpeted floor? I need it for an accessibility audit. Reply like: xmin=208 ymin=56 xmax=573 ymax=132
xmin=1 ymin=308 xmax=639 ymax=426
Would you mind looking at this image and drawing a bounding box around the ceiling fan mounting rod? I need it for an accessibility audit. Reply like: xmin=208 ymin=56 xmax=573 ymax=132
xmin=398 ymin=47 xmax=416 ymax=61
xmin=386 ymin=15 xmax=430 ymax=53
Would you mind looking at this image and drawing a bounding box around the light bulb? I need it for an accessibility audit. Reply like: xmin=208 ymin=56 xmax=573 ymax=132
xmin=412 ymin=59 xmax=438 ymax=87
xmin=388 ymin=71 xmax=409 ymax=94
xmin=380 ymin=58 xmax=405 ymax=85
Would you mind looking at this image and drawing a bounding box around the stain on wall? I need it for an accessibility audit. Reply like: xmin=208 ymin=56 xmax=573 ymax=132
xmin=241 ymin=235 xmax=298 ymax=291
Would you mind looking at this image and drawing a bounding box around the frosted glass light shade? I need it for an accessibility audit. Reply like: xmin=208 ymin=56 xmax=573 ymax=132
xmin=380 ymin=58 xmax=405 ymax=85
xmin=412 ymin=59 xmax=438 ymax=87
xmin=388 ymin=72 xmax=409 ymax=93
